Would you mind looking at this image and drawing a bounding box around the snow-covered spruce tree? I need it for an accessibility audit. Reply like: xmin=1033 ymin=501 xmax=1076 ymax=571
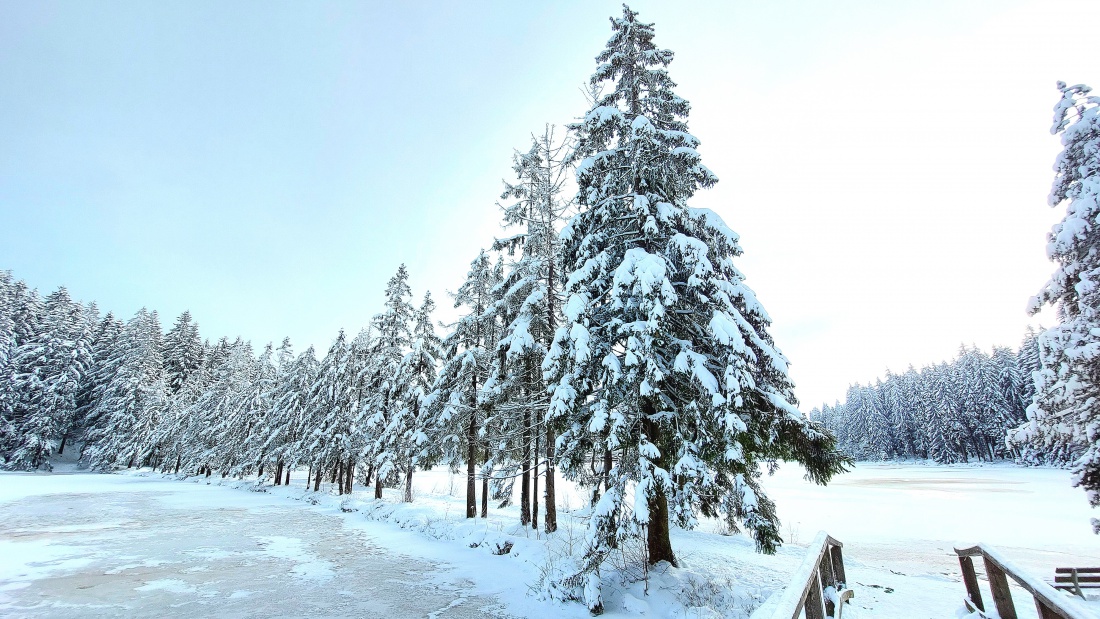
xmin=488 ymin=127 xmax=572 ymax=530
xmin=1 ymin=282 xmax=41 ymax=463
xmin=1017 ymin=325 xmax=1042 ymax=407
xmin=263 ymin=344 xmax=318 ymax=485
xmin=163 ymin=311 xmax=204 ymax=395
xmin=384 ymin=292 xmax=442 ymax=502
xmin=1025 ymin=82 xmax=1100 ymax=523
xmin=82 ymin=309 xmax=167 ymax=470
xmin=363 ymin=265 xmax=415 ymax=499
xmin=0 ymin=271 xmax=17 ymax=459
xmin=8 ymin=288 xmax=92 ymax=470
xmin=304 ymin=330 xmax=359 ymax=493
xmin=545 ymin=7 xmax=848 ymax=608
xmin=424 ymin=250 xmax=502 ymax=518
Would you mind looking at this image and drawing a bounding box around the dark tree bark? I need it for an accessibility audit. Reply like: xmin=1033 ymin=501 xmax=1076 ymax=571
xmin=466 ymin=386 xmax=478 ymax=519
xmin=345 ymin=458 xmax=355 ymax=495
xmin=532 ymin=425 xmax=540 ymax=530
xmin=480 ymin=444 xmax=489 ymax=518
xmin=520 ymin=406 xmax=531 ymax=526
xmin=544 ymin=424 xmax=558 ymax=533
xmin=284 ymin=468 xmax=290 ymax=486
xmin=642 ymin=413 xmax=676 ymax=567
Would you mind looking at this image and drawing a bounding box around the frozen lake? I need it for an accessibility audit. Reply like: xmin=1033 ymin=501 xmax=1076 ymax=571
xmin=1 ymin=463 xmax=1097 ymax=618
xmin=0 ymin=473 xmax=512 ymax=618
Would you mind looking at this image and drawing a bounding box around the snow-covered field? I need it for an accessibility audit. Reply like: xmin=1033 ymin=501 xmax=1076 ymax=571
xmin=1 ymin=463 xmax=1097 ymax=618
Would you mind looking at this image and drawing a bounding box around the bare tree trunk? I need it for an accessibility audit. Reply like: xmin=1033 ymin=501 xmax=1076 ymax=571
xmin=58 ymin=435 xmax=67 ymax=455
xmin=532 ymin=424 xmax=540 ymax=530
xmin=404 ymin=464 xmax=414 ymax=503
xmin=520 ymin=407 xmax=531 ymax=526
xmin=642 ymin=411 xmax=676 ymax=566
xmin=284 ymin=467 xmax=290 ymax=486
xmin=466 ymin=389 xmax=478 ymax=518
xmin=545 ymin=424 xmax=557 ymax=533
xmin=345 ymin=459 xmax=354 ymax=495
xmin=313 ymin=464 xmax=322 ymax=491
xmin=480 ymin=468 xmax=488 ymax=519
xmin=306 ymin=464 xmax=312 ymax=488
xmin=374 ymin=468 xmax=383 ymax=499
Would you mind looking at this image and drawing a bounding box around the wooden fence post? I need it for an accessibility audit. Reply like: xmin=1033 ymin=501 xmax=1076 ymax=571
xmin=958 ymin=555 xmax=984 ymax=612
xmin=831 ymin=546 xmax=846 ymax=585
xmin=984 ymin=556 xmax=1018 ymax=619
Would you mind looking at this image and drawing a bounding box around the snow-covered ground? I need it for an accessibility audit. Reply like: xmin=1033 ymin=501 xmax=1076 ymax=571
xmin=1 ymin=463 xmax=1097 ymax=618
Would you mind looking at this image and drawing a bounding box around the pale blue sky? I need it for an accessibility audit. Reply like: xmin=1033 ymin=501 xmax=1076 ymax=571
xmin=1 ymin=0 xmax=1095 ymax=407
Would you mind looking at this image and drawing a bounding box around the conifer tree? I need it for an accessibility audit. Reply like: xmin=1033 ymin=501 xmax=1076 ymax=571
xmin=386 ymin=292 xmax=442 ymax=502
xmin=489 ymin=127 xmax=572 ymax=530
xmin=425 ymin=250 xmax=502 ymax=518
xmin=1026 ymin=82 xmax=1100 ymax=523
xmin=163 ymin=311 xmax=204 ymax=395
xmin=83 ymin=309 xmax=166 ymax=470
xmin=545 ymin=7 xmax=847 ymax=608
xmin=363 ymin=265 xmax=415 ymax=499
xmin=8 ymin=288 xmax=92 ymax=469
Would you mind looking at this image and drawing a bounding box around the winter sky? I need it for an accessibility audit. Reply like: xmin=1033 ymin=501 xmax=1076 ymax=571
xmin=1 ymin=0 xmax=1096 ymax=409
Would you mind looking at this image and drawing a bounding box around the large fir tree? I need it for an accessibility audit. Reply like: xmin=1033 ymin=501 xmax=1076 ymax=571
xmin=545 ymin=7 xmax=847 ymax=610
xmin=1026 ymin=82 xmax=1100 ymax=529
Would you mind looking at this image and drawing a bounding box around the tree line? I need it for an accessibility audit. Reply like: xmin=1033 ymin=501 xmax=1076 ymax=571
xmin=0 ymin=6 xmax=847 ymax=613
xmin=810 ymin=330 xmax=1047 ymax=463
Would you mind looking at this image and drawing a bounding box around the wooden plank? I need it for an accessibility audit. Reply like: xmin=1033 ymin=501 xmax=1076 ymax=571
xmin=804 ymin=569 xmax=825 ymax=619
xmin=1056 ymin=568 xmax=1100 ymax=573
xmin=959 ymin=555 xmax=985 ymax=612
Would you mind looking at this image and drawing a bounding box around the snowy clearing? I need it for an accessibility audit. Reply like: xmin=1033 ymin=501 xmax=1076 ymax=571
xmin=1 ymin=463 xmax=1098 ymax=619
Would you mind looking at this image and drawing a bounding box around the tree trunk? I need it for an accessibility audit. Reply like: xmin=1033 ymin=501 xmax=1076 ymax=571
xmin=364 ymin=464 xmax=374 ymax=488
xmin=285 ymin=468 xmax=290 ymax=486
xmin=646 ymin=488 xmax=677 ymax=566
xmin=58 ymin=435 xmax=67 ymax=455
xmin=404 ymin=464 xmax=414 ymax=503
xmin=642 ymin=414 xmax=676 ymax=567
xmin=306 ymin=464 xmax=312 ymax=488
xmin=532 ymin=424 xmax=540 ymax=530
xmin=274 ymin=461 xmax=282 ymax=485
xmin=313 ymin=465 xmax=322 ymax=492
xmin=345 ymin=458 xmax=355 ymax=495
xmin=480 ymin=472 xmax=489 ymax=518
xmin=374 ymin=467 xmax=383 ymax=499
xmin=545 ymin=424 xmax=558 ymax=533
xmin=174 ymin=455 xmax=180 ymax=475
xmin=466 ymin=393 xmax=478 ymax=519
xmin=520 ymin=407 xmax=531 ymax=526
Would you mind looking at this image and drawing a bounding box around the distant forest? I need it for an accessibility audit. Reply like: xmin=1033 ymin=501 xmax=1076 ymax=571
xmin=810 ymin=328 xmax=1070 ymax=465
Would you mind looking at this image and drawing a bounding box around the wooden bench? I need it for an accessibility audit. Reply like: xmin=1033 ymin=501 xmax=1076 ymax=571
xmin=1054 ymin=568 xmax=1100 ymax=599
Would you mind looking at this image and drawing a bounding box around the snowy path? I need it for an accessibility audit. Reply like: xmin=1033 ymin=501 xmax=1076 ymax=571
xmin=0 ymin=474 xmax=512 ymax=618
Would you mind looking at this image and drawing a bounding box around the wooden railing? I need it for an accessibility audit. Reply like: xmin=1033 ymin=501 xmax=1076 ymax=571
xmin=758 ymin=531 xmax=853 ymax=619
xmin=955 ymin=543 xmax=1094 ymax=619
